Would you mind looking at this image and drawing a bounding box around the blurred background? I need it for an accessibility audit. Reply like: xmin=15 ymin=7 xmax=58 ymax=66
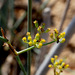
xmin=0 ymin=0 xmax=75 ymax=75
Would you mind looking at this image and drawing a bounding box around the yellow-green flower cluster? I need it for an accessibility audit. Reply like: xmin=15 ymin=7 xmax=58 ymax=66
xmin=22 ymin=32 xmax=46 ymax=48
xmin=48 ymin=55 xmax=69 ymax=74
xmin=22 ymin=20 xmax=51 ymax=48
xmin=50 ymin=28 xmax=66 ymax=43
xmin=22 ymin=21 xmax=66 ymax=49
xmin=34 ymin=20 xmax=51 ymax=34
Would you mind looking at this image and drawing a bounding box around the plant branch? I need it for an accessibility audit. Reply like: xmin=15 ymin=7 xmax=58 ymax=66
xmin=17 ymin=41 xmax=55 ymax=55
xmin=16 ymin=56 xmax=27 ymax=75
xmin=0 ymin=36 xmax=26 ymax=75
xmin=43 ymin=41 xmax=55 ymax=46
xmin=27 ymin=0 xmax=32 ymax=75
xmin=17 ymin=46 xmax=35 ymax=55
xmin=0 ymin=36 xmax=55 ymax=55
xmin=0 ymin=36 xmax=8 ymax=42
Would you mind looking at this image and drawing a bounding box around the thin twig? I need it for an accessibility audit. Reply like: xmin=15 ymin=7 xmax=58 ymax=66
xmin=59 ymin=0 xmax=71 ymax=33
xmin=17 ymin=46 xmax=35 ymax=55
xmin=17 ymin=41 xmax=55 ymax=55
xmin=16 ymin=56 xmax=27 ymax=75
xmin=27 ymin=0 xmax=32 ymax=75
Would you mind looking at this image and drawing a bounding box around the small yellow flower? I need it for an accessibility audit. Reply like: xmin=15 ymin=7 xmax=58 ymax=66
xmin=33 ymin=39 xmax=37 ymax=43
xmin=34 ymin=20 xmax=38 ymax=28
xmin=56 ymin=72 xmax=59 ymax=75
xmin=28 ymin=36 xmax=32 ymax=41
xmin=33 ymin=39 xmax=37 ymax=45
xmin=50 ymin=33 xmax=53 ymax=38
xmin=55 ymin=62 xmax=58 ymax=65
xmin=48 ymin=64 xmax=52 ymax=68
xmin=45 ymin=28 xmax=51 ymax=33
xmin=60 ymin=38 xmax=65 ymax=43
xmin=22 ymin=37 xmax=27 ymax=42
xmin=36 ymin=33 xmax=40 ymax=37
xmin=65 ymin=64 xmax=69 ymax=68
xmin=33 ymin=20 xmax=37 ymax=24
xmin=54 ymin=55 xmax=58 ymax=59
xmin=26 ymin=32 xmax=30 ymax=36
xmin=28 ymin=41 xmax=33 ymax=46
xmin=47 ymin=28 xmax=50 ymax=31
xmin=62 ymin=62 xmax=65 ymax=66
xmin=38 ymin=43 xmax=42 ymax=48
xmin=37 ymin=26 xmax=42 ymax=31
xmin=59 ymin=59 xmax=63 ymax=64
xmin=42 ymin=23 xmax=45 ymax=26
xmin=54 ymin=28 xmax=58 ymax=34
xmin=42 ymin=23 xmax=45 ymax=28
xmin=62 ymin=32 xmax=65 ymax=36
xmin=41 ymin=39 xmax=46 ymax=43
xmin=51 ymin=58 xmax=54 ymax=63
xmin=59 ymin=32 xmax=65 ymax=38
xmin=58 ymin=65 xmax=62 ymax=69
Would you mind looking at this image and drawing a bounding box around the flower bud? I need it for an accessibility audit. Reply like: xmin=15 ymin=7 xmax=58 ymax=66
xmin=35 ymin=33 xmax=40 ymax=40
xmin=42 ymin=23 xmax=45 ymax=29
xmin=59 ymin=32 xmax=65 ymax=38
xmin=54 ymin=28 xmax=58 ymax=34
xmin=33 ymin=39 xmax=37 ymax=44
xmin=65 ymin=64 xmax=69 ymax=68
xmin=58 ymin=65 xmax=62 ymax=69
xmin=33 ymin=20 xmax=38 ymax=28
xmin=50 ymin=33 xmax=53 ymax=38
xmin=59 ymin=59 xmax=63 ymax=64
xmin=26 ymin=32 xmax=30 ymax=36
xmin=22 ymin=37 xmax=27 ymax=42
xmin=54 ymin=55 xmax=58 ymax=60
xmin=45 ymin=28 xmax=50 ymax=33
xmin=48 ymin=64 xmax=52 ymax=68
xmin=51 ymin=58 xmax=54 ymax=63
xmin=36 ymin=33 xmax=40 ymax=37
xmin=38 ymin=43 xmax=42 ymax=48
xmin=40 ymin=39 xmax=46 ymax=43
xmin=37 ymin=26 xmax=42 ymax=31
xmin=28 ymin=36 xmax=32 ymax=41
xmin=60 ymin=38 xmax=65 ymax=43
xmin=55 ymin=62 xmax=58 ymax=65
xmin=28 ymin=41 xmax=33 ymax=46
xmin=62 ymin=62 xmax=65 ymax=66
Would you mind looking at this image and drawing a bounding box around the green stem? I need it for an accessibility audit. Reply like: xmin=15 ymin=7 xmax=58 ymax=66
xmin=17 ymin=41 xmax=55 ymax=55
xmin=0 ymin=36 xmax=8 ymax=42
xmin=43 ymin=41 xmax=55 ymax=46
xmin=16 ymin=56 xmax=26 ymax=75
xmin=27 ymin=0 xmax=32 ymax=75
xmin=17 ymin=46 xmax=35 ymax=55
